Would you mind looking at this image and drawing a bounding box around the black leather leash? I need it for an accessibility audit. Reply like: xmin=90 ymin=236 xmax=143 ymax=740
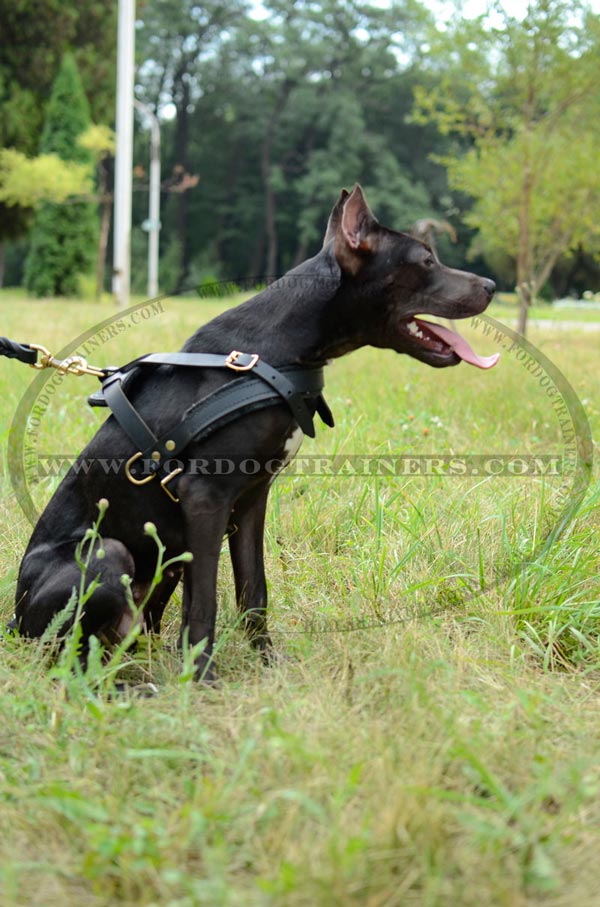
xmin=88 ymin=350 xmax=334 ymax=502
xmin=0 ymin=335 xmax=107 ymax=377
xmin=0 ymin=336 xmax=39 ymax=365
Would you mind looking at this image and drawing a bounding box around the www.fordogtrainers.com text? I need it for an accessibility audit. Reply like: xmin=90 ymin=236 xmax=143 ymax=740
xmin=31 ymin=454 xmax=565 ymax=480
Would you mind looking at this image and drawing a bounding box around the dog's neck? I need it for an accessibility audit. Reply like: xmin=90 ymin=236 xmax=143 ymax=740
xmin=184 ymin=245 xmax=375 ymax=369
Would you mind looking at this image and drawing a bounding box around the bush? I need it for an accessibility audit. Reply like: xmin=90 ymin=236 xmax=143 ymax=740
xmin=24 ymin=54 xmax=97 ymax=297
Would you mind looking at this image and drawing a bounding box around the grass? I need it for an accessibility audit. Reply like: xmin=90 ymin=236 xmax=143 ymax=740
xmin=488 ymin=293 xmax=600 ymax=324
xmin=0 ymin=290 xmax=599 ymax=906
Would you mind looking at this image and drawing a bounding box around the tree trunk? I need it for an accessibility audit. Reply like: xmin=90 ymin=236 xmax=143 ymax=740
xmin=261 ymin=121 xmax=278 ymax=279
xmin=518 ymin=244 xmax=565 ymax=333
xmin=96 ymin=197 xmax=112 ymax=300
xmin=249 ymin=226 xmax=266 ymax=281
xmin=174 ymin=77 xmax=191 ymax=292
xmin=261 ymin=80 xmax=295 ymax=279
xmin=517 ymin=282 xmax=533 ymax=336
xmin=516 ymin=161 xmax=534 ymax=336
xmin=95 ymin=159 xmax=111 ymax=300
xmin=0 ymin=241 xmax=4 ymax=289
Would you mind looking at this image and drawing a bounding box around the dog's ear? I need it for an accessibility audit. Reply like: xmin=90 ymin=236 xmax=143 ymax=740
xmin=335 ymin=184 xmax=379 ymax=272
xmin=341 ymin=184 xmax=377 ymax=250
xmin=322 ymin=188 xmax=350 ymax=247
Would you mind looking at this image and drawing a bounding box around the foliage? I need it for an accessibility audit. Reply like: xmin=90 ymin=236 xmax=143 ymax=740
xmin=24 ymin=53 xmax=97 ymax=297
xmin=0 ymin=1 xmax=116 ymax=244
xmin=0 ymin=0 xmax=115 ymax=123
xmin=412 ymin=0 xmax=600 ymax=332
xmin=134 ymin=0 xmax=444 ymax=285
xmin=77 ymin=123 xmax=116 ymax=159
xmin=0 ymin=148 xmax=92 ymax=207
xmin=5 ymin=0 xmax=600 ymax=302
xmin=449 ymin=131 xmax=600 ymax=283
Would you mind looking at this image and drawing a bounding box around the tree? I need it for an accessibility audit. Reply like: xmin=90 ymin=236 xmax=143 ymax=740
xmin=234 ymin=0 xmax=431 ymax=276
xmin=135 ymin=0 xmax=438 ymax=284
xmin=0 ymin=146 xmax=92 ymax=288
xmin=136 ymin=0 xmax=248 ymax=290
xmin=413 ymin=0 xmax=600 ymax=334
xmin=0 ymin=1 xmax=116 ymax=283
xmin=78 ymin=124 xmax=115 ymax=299
xmin=24 ymin=54 xmax=97 ymax=297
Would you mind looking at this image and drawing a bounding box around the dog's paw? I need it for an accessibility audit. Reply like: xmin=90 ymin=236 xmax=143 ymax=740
xmin=194 ymin=656 xmax=220 ymax=686
xmin=261 ymin=648 xmax=294 ymax=668
xmin=110 ymin=682 xmax=160 ymax=699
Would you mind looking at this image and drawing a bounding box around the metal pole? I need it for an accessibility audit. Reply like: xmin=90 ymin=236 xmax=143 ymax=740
xmin=113 ymin=0 xmax=135 ymax=308
xmin=134 ymin=100 xmax=161 ymax=298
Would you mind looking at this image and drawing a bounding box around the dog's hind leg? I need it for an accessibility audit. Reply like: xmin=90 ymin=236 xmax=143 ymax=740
xmin=14 ymin=538 xmax=137 ymax=646
xmin=228 ymin=485 xmax=273 ymax=662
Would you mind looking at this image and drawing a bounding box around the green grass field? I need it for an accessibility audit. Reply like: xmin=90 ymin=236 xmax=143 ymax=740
xmin=0 ymin=291 xmax=599 ymax=906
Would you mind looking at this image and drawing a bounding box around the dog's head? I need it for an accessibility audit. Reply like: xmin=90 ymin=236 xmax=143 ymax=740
xmin=324 ymin=184 xmax=498 ymax=369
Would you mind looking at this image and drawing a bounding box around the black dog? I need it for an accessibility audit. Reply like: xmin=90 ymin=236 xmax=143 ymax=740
xmin=13 ymin=185 xmax=497 ymax=680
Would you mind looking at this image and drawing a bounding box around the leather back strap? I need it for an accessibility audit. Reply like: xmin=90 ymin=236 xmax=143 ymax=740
xmin=89 ymin=352 xmax=329 ymax=429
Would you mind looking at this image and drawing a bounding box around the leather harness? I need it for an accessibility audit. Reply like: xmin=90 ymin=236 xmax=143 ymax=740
xmin=88 ymin=350 xmax=334 ymax=503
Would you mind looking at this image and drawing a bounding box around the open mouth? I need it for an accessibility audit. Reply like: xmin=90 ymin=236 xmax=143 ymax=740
xmin=399 ymin=317 xmax=499 ymax=370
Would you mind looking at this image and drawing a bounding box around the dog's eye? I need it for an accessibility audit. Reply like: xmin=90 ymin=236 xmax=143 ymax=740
xmin=423 ymin=256 xmax=435 ymax=267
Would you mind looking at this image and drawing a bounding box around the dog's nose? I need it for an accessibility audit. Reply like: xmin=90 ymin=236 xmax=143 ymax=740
xmin=481 ymin=278 xmax=496 ymax=299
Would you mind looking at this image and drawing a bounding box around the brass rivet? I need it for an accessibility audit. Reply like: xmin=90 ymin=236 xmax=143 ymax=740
xmin=151 ymin=451 xmax=161 ymax=462
xmin=165 ymin=439 xmax=176 ymax=452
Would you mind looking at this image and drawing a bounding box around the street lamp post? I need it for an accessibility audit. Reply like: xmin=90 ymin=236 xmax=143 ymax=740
xmin=135 ymin=100 xmax=161 ymax=298
xmin=113 ymin=0 xmax=135 ymax=308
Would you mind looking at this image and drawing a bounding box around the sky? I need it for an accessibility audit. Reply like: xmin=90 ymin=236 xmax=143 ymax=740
xmin=430 ymin=0 xmax=600 ymax=21
xmin=251 ymin=0 xmax=600 ymax=23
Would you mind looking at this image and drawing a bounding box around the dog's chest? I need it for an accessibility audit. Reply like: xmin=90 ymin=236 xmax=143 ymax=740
xmin=270 ymin=426 xmax=304 ymax=482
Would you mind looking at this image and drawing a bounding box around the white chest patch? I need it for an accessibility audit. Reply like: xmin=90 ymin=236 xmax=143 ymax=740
xmin=283 ymin=426 xmax=304 ymax=463
xmin=269 ymin=426 xmax=304 ymax=483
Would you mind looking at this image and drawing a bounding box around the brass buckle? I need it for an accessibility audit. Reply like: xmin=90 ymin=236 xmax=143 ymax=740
xmin=225 ymin=350 xmax=259 ymax=372
xmin=160 ymin=467 xmax=183 ymax=503
xmin=125 ymin=452 xmax=156 ymax=486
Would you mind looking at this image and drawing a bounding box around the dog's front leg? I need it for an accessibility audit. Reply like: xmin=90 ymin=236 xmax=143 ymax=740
xmin=143 ymin=566 xmax=183 ymax=634
xmin=228 ymin=484 xmax=273 ymax=662
xmin=178 ymin=498 xmax=232 ymax=682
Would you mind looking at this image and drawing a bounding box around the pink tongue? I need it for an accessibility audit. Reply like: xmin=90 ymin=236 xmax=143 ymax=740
xmin=416 ymin=319 xmax=500 ymax=370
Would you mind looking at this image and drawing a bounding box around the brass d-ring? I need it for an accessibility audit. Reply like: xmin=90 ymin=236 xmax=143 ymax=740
xmin=125 ymin=451 xmax=156 ymax=486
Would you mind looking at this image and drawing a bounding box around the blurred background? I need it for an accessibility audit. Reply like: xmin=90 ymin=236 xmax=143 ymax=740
xmin=1 ymin=0 xmax=599 ymax=316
